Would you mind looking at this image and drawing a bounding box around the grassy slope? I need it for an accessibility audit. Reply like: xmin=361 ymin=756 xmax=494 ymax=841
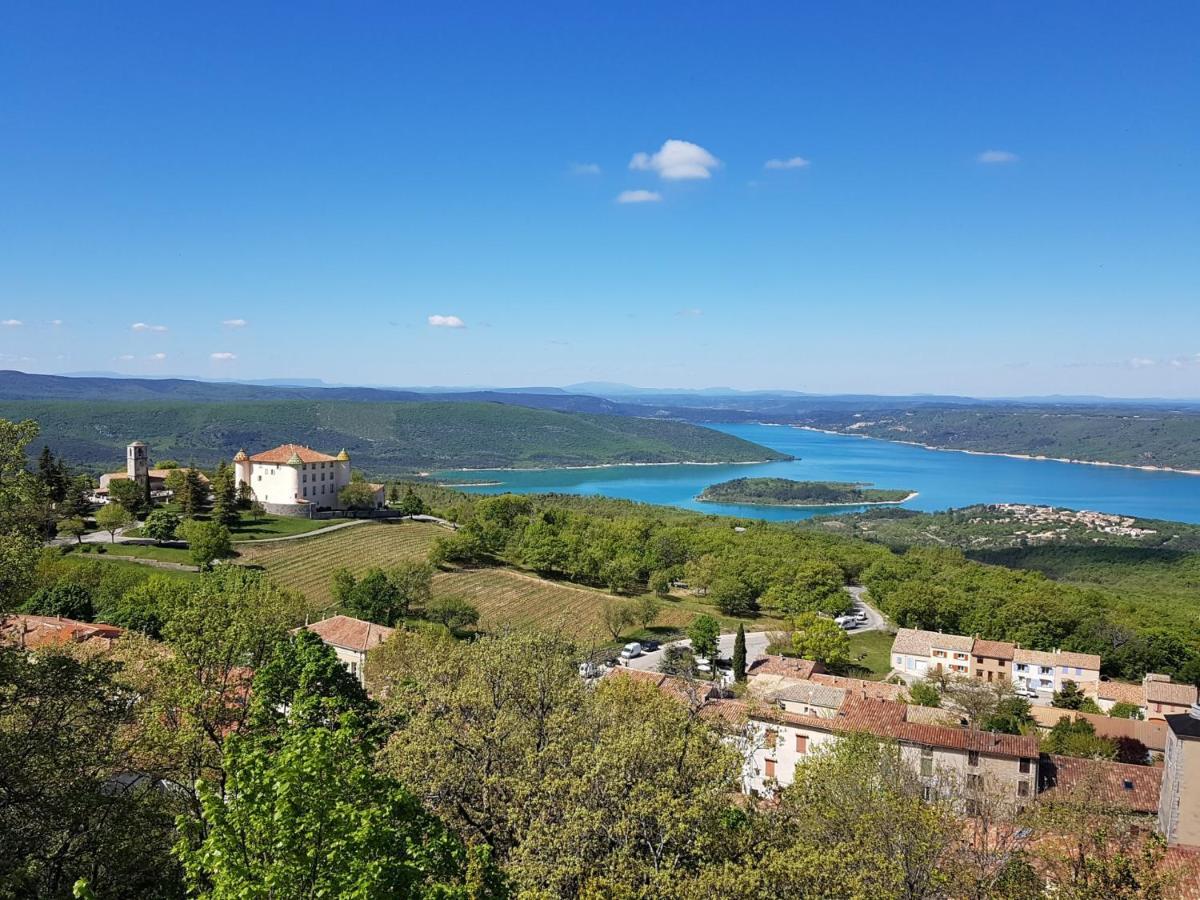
xmin=1 ymin=400 xmax=787 ymax=474
xmin=235 ymin=519 xmax=788 ymax=642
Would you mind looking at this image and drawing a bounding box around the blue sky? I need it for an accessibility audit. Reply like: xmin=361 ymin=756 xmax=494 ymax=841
xmin=1 ymin=2 xmax=1197 ymax=397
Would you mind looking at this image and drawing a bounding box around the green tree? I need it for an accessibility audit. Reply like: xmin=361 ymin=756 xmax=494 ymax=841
xmin=425 ymin=596 xmax=481 ymax=633
xmin=177 ymin=723 xmax=478 ymax=898
xmin=36 ymin=444 xmax=68 ymax=504
xmin=236 ymin=480 xmax=253 ymax=509
xmin=58 ymin=516 xmax=87 ymax=545
xmin=388 ymin=560 xmax=434 ymax=617
xmin=1043 ymin=716 xmax=1117 ymax=760
xmin=339 ymin=481 xmax=378 ymax=510
xmin=1052 ymin=679 xmax=1088 ymax=710
xmin=180 ymin=519 xmax=233 ymax=569
xmin=95 ymin=502 xmax=134 ymax=543
xmin=789 ymin=612 xmax=851 ymax=668
xmin=732 ymin=623 xmax=747 ymax=682
xmin=140 ymin=509 xmax=181 ymax=544
xmin=248 ymin=500 xmax=266 ymax=523
xmin=0 ymin=647 xmax=184 ymax=898
xmin=0 ymin=419 xmax=54 ymax=609
xmin=1108 ymin=701 xmax=1145 ymax=720
xmin=982 ymin=695 xmax=1034 ymax=735
xmin=709 ymin=574 xmax=759 ymax=617
xmin=687 ymin=614 xmax=720 ymax=660
xmin=249 ymin=629 xmax=372 ymax=730
xmin=601 ymin=600 xmax=635 ymax=641
xmin=107 ymin=478 xmax=149 ymax=518
xmin=400 ymin=486 xmax=428 ymax=516
xmin=633 ymin=594 xmax=662 ymax=629
xmin=648 ymin=569 xmax=672 ymax=597
xmin=907 ymin=679 xmax=941 ymax=707
xmin=63 ymin=474 xmax=94 ymax=520
xmin=22 ymin=582 xmax=95 ymax=620
xmin=209 ymin=460 xmax=239 ymax=527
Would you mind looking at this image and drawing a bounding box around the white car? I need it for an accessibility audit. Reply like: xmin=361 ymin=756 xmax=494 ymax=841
xmin=619 ymin=642 xmax=643 ymax=660
xmin=854 ymin=610 xmax=868 ymax=623
xmin=834 ymin=615 xmax=858 ymax=629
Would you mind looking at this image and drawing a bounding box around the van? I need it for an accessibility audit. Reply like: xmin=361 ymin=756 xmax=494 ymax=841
xmin=834 ymin=615 xmax=857 ymax=629
xmin=620 ymin=642 xmax=643 ymax=660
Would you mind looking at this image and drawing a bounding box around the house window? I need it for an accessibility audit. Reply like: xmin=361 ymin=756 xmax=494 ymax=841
xmin=920 ymin=746 xmax=933 ymax=777
xmin=795 ymin=735 xmax=807 ymax=754
xmin=764 ymin=729 xmax=778 ymax=749
xmin=967 ymin=774 xmax=982 ymax=791
xmin=764 ymin=758 xmax=776 ymax=778
xmin=1019 ymin=758 xmax=1031 ymax=774
xmin=968 ymin=751 xmax=980 ymax=767
xmin=1018 ymin=781 xmax=1030 ymax=798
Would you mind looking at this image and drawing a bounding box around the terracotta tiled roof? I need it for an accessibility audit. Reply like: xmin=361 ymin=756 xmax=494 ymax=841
xmin=972 ymin=639 xmax=1015 ymax=660
xmin=1161 ymin=847 xmax=1200 ymax=900
xmin=249 ymin=444 xmax=339 ymax=464
xmin=1098 ymin=681 xmax=1145 ymax=705
xmin=746 ymin=655 xmax=822 ymax=679
xmin=810 ymin=672 xmax=905 ymax=702
xmin=891 ymin=627 xmax=973 ymax=656
xmin=299 ymin=615 xmax=394 ymax=652
xmin=1038 ymin=754 xmax=1162 ymax=814
xmin=1144 ymin=678 xmax=1198 ymax=707
xmin=835 ymin=695 xmax=1042 ymax=759
xmin=770 ymin=681 xmax=846 ymax=709
xmin=1 ymin=614 xmax=123 ymax=650
xmin=1054 ymin=650 xmax=1102 ymax=670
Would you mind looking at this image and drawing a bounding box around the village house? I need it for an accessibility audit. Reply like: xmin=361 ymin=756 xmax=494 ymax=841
xmin=297 ymin=615 xmax=394 ymax=686
xmin=1159 ymin=704 xmax=1200 ymax=848
xmin=1096 ymin=673 xmax=1200 ymax=721
xmin=234 ymin=444 xmax=384 ymax=516
xmin=889 ymin=628 xmax=1101 ymax=698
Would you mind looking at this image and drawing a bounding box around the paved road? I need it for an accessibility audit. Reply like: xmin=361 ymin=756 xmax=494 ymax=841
xmin=623 ymin=586 xmax=888 ymax=673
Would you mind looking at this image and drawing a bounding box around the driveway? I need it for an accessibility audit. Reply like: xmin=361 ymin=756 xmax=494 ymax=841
xmin=623 ymin=585 xmax=888 ymax=673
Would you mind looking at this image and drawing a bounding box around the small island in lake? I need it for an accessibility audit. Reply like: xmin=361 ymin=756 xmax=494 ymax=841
xmin=697 ymin=477 xmax=917 ymax=507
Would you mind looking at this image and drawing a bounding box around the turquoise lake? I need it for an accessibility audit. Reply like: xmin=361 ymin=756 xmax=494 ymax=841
xmin=441 ymin=423 xmax=1200 ymax=524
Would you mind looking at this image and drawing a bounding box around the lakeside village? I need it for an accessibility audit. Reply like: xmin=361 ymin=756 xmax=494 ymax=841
xmin=8 ymin=439 xmax=1200 ymax=883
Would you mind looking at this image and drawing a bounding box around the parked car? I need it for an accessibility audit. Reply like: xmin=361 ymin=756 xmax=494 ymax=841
xmin=854 ymin=610 xmax=868 ymax=623
xmin=620 ymin=642 xmax=643 ymax=660
xmin=640 ymin=639 xmax=661 ymax=652
xmin=578 ymin=661 xmax=601 ymax=678
xmin=834 ymin=615 xmax=858 ymax=629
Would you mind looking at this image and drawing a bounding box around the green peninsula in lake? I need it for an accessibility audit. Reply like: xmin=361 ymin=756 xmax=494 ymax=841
xmin=698 ymin=477 xmax=915 ymax=507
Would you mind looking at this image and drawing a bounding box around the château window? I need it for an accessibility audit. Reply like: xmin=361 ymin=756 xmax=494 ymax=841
xmin=968 ymin=751 xmax=980 ymax=767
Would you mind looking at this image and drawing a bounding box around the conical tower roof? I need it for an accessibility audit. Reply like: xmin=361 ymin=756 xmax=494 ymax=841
xmin=336 ymin=448 xmax=350 ymax=461
xmin=286 ymin=451 xmax=304 ymax=466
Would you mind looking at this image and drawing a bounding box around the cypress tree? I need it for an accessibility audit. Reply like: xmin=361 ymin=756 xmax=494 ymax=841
xmin=733 ymin=623 xmax=747 ymax=683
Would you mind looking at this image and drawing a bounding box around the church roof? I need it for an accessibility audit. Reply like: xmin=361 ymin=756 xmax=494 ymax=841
xmin=248 ymin=444 xmax=339 ymax=464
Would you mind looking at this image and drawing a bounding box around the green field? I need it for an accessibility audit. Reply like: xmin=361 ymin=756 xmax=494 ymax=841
xmin=71 ymin=542 xmax=196 ymax=565
xmin=230 ymin=514 xmax=352 ymax=541
xmin=237 ymin=521 xmax=444 ymax=611
xmin=845 ymin=630 xmax=896 ymax=679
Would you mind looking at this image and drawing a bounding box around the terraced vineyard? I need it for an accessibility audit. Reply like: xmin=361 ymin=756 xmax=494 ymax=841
xmin=431 ymin=568 xmax=695 ymax=642
xmin=237 ymin=521 xmax=442 ymax=611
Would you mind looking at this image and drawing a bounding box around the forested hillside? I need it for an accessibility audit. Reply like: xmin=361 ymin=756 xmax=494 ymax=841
xmin=0 ymin=399 xmax=788 ymax=473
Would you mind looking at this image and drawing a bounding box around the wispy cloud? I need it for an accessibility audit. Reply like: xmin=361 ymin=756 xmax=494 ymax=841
xmin=1129 ymin=357 xmax=1157 ymax=369
xmin=50 ymin=319 xmax=63 ymax=326
xmin=630 ymin=139 xmax=719 ymax=180
xmin=616 ymin=189 xmax=662 ymax=204
xmin=222 ymin=318 xmax=247 ymax=327
xmin=132 ymin=322 xmax=168 ymax=332
xmin=570 ymin=162 xmax=601 ymax=175
xmin=1 ymin=319 xmax=21 ymax=327
xmin=428 ymin=314 xmax=466 ymax=329
xmin=676 ymin=308 xmax=703 ymax=317
xmin=149 ymin=352 xmax=167 ymax=361
xmin=977 ymin=149 xmax=1019 ymax=164
xmin=764 ymin=156 xmax=810 ymax=170
xmin=117 ymin=354 xmax=135 ymax=361
xmin=210 ymin=351 xmax=237 ymax=361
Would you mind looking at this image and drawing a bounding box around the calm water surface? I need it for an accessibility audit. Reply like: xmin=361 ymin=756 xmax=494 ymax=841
xmin=441 ymin=424 xmax=1200 ymax=524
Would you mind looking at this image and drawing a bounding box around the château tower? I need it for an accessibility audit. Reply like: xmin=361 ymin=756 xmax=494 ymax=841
xmin=126 ymin=440 xmax=150 ymax=507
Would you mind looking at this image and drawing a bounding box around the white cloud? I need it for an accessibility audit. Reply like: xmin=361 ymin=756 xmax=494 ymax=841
xmin=132 ymin=322 xmax=168 ymax=332
xmin=630 ymin=139 xmax=719 ymax=180
xmin=117 ymin=354 xmax=135 ymax=361
xmin=50 ymin=319 xmax=63 ymax=326
xmin=676 ymin=308 xmax=703 ymax=317
xmin=1 ymin=319 xmax=21 ymax=327
xmin=149 ymin=352 xmax=167 ymax=361
xmin=570 ymin=162 xmax=601 ymax=175
xmin=764 ymin=156 xmax=810 ymax=170
xmin=1129 ymin=357 xmax=1157 ymax=369
xmin=977 ymin=149 xmax=1019 ymax=164
xmin=222 ymin=318 xmax=248 ymax=327
xmin=428 ymin=315 xmax=466 ymax=329
xmin=210 ymin=351 xmax=237 ymax=361
xmin=616 ymin=189 xmax=662 ymax=204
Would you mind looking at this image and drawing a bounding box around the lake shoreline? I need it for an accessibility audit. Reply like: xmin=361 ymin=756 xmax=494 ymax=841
xmin=434 ymin=458 xmax=784 ymax=474
xmin=791 ymin=427 xmax=1200 ymax=477
xmin=696 ymin=490 xmax=919 ymax=509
